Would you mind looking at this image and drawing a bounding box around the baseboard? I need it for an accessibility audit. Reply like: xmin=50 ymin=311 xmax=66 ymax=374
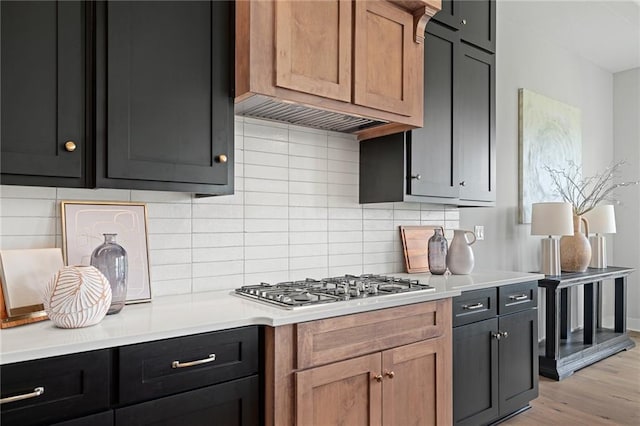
xmin=602 ymin=315 xmax=640 ymax=332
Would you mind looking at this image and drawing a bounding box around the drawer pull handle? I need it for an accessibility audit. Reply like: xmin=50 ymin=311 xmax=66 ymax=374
xmin=462 ymin=302 xmax=484 ymax=310
xmin=509 ymin=294 xmax=528 ymax=301
xmin=0 ymin=386 xmax=44 ymax=405
xmin=172 ymin=354 xmax=216 ymax=369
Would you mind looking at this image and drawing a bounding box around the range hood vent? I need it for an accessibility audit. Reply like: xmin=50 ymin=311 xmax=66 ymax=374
xmin=235 ymin=96 xmax=387 ymax=134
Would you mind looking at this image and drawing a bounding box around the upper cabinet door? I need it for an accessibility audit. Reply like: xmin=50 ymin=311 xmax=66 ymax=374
xmin=275 ymin=0 xmax=352 ymax=102
xmin=1 ymin=1 xmax=85 ymax=186
xmin=354 ymin=1 xmax=420 ymax=117
xmin=101 ymin=1 xmax=233 ymax=193
xmin=457 ymin=0 xmax=495 ymax=52
xmin=432 ymin=0 xmax=495 ymax=53
xmin=456 ymin=44 xmax=495 ymax=202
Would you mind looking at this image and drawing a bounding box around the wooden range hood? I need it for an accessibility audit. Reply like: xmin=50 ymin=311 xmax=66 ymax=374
xmin=235 ymin=0 xmax=441 ymax=140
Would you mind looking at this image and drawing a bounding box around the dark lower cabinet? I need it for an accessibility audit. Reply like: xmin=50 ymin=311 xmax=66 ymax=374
xmin=453 ymin=282 xmax=539 ymax=426
xmin=0 ymin=0 xmax=86 ymax=187
xmin=52 ymin=411 xmax=114 ymax=426
xmin=115 ymin=376 xmax=259 ymax=426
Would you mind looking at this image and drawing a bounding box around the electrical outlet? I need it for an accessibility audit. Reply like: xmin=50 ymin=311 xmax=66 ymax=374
xmin=474 ymin=225 xmax=485 ymax=241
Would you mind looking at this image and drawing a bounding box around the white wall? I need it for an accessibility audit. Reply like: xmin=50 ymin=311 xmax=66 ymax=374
xmin=613 ymin=68 xmax=640 ymax=331
xmin=459 ymin=2 xmax=617 ymax=331
xmin=0 ymin=117 xmax=459 ymax=298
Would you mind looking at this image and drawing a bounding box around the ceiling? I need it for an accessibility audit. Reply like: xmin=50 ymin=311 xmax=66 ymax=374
xmin=501 ymin=0 xmax=640 ymax=73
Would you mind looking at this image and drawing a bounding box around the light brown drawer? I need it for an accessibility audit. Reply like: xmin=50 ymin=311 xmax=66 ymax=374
xmin=498 ymin=281 xmax=538 ymax=315
xmin=452 ymin=287 xmax=497 ymax=327
xmin=296 ymin=299 xmax=451 ymax=369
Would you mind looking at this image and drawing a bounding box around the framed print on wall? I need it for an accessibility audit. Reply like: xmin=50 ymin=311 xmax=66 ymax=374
xmin=518 ymin=88 xmax=582 ymax=224
xmin=61 ymin=201 xmax=152 ymax=304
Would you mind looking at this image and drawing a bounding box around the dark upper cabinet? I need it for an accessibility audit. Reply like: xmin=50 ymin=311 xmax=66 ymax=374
xmin=360 ymin=18 xmax=495 ymax=206
xmin=1 ymin=1 xmax=234 ymax=195
xmin=433 ymin=0 xmax=496 ymax=53
xmin=457 ymin=43 xmax=496 ymax=203
xmin=0 ymin=1 xmax=86 ymax=187
xmin=409 ymin=22 xmax=459 ymax=199
xmin=95 ymin=0 xmax=233 ymax=195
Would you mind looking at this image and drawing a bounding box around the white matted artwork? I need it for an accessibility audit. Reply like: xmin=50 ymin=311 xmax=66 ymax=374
xmin=518 ymin=89 xmax=582 ymax=224
xmin=61 ymin=201 xmax=151 ymax=303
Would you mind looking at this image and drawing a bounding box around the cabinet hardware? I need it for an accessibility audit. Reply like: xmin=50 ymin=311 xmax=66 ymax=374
xmin=0 ymin=386 xmax=45 ymax=405
xmin=172 ymin=353 xmax=216 ymax=369
xmin=64 ymin=141 xmax=77 ymax=152
xmin=500 ymin=331 xmax=509 ymax=339
xmin=459 ymin=180 xmax=466 ymax=187
xmin=491 ymin=332 xmax=501 ymax=340
xmin=216 ymin=154 xmax=228 ymax=163
xmin=461 ymin=19 xmax=467 ymax=25
xmin=411 ymin=174 xmax=422 ymax=180
xmin=384 ymin=371 xmax=395 ymax=379
xmin=462 ymin=302 xmax=484 ymax=310
xmin=509 ymin=294 xmax=528 ymax=301
xmin=373 ymin=374 xmax=383 ymax=382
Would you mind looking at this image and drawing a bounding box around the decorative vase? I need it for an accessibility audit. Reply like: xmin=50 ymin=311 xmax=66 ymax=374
xmin=91 ymin=233 xmax=128 ymax=315
xmin=428 ymin=227 xmax=448 ymax=275
xmin=43 ymin=266 xmax=112 ymax=328
xmin=560 ymin=215 xmax=591 ymax=272
xmin=447 ymin=230 xmax=476 ymax=275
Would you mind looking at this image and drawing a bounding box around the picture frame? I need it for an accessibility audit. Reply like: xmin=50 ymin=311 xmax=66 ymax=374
xmin=518 ymin=88 xmax=582 ymax=224
xmin=61 ymin=201 xmax=152 ymax=304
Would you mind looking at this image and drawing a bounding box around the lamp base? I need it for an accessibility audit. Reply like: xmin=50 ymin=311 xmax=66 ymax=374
xmin=541 ymin=238 xmax=561 ymax=275
xmin=589 ymin=235 xmax=607 ymax=268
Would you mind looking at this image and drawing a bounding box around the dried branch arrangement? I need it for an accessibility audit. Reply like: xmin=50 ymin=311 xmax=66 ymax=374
xmin=544 ymin=161 xmax=639 ymax=215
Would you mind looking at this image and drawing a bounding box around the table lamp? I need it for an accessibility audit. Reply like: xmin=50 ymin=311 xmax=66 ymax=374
xmin=584 ymin=204 xmax=616 ymax=268
xmin=531 ymin=202 xmax=574 ymax=275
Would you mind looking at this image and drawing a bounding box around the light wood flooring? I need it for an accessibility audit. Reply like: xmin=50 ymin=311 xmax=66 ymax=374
xmin=504 ymin=331 xmax=640 ymax=425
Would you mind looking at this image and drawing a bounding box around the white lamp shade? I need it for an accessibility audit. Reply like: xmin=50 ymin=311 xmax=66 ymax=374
xmin=531 ymin=202 xmax=574 ymax=236
xmin=584 ymin=205 xmax=616 ymax=234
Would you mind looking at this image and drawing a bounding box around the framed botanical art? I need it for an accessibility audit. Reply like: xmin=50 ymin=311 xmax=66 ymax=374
xmin=61 ymin=201 xmax=152 ymax=303
xmin=518 ymin=88 xmax=582 ymax=224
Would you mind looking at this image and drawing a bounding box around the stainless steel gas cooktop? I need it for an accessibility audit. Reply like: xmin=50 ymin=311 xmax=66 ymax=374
xmin=235 ymin=274 xmax=435 ymax=309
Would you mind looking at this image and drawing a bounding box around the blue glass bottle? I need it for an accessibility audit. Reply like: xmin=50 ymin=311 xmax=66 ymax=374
xmin=91 ymin=233 xmax=127 ymax=314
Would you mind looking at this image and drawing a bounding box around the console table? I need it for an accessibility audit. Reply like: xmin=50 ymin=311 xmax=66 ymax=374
xmin=538 ymin=266 xmax=635 ymax=380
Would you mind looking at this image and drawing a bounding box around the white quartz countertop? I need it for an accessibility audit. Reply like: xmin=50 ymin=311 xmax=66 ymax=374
xmin=0 ymin=270 xmax=543 ymax=365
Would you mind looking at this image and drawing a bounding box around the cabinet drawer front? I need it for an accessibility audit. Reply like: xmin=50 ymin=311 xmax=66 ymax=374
xmin=0 ymin=350 xmax=111 ymax=426
xmin=115 ymin=375 xmax=259 ymax=426
xmin=452 ymin=288 xmax=496 ymax=327
xmin=498 ymin=281 xmax=538 ymax=315
xmin=297 ymin=299 xmax=451 ymax=369
xmin=118 ymin=326 xmax=259 ymax=405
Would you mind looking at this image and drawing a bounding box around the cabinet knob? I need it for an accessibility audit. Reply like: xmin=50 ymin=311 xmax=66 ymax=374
xmin=411 ymin=174 xmax=422 ymax=181
xmin=459 ymin=181 xmax=466 ymax=187
xmin=461 ymin=19 xmax=467 ymax=25
xmin=216 ymin=154 xmax=228 ymax=163
xmin=384 ymin=371 xmax=395 ymax=379
xmin=64 ymin=141 xmax=77 ymax=152
xmin=373 ymin=374 xmax=383 ymax=383
xmin=500 ymin=331 xmax=509 ymax=339
xmin=491 ymin=332 xmax=502 ymax=340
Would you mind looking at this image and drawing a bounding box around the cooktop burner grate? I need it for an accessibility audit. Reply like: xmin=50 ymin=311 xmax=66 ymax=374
xmin=235 ymin=274 xmax=435 ymax=309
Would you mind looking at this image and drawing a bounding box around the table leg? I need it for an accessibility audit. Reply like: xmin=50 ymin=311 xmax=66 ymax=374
xmin=545 ymin=287 xmax=561 ymax=359
xmin=560 ymin=288 xmax=571 ymax=339
xmin=596 ymin=281 xmax=603 ymax=328
xmin=584 ymin=283 xmax=596 ymax=344
xmin=615 ymin=276 xmax=627 ymax=333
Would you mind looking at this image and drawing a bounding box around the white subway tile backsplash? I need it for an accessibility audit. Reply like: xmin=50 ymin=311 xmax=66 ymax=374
xmin=0 ymin=198 xmax=57 ymax=217
xmin=244 ymin=178 xmax=289 ymax=194
xmin=193 ymin=260 xmax=243 ymax=278
xmin=245 ymin=232 xmax=289 ymax=246
xmin=0 ymin=117 xmax=455 ymax=295
xmin=244 ymin=137 xmax=289 ymax=155
xmin=1 ymin=185 xmax=57 ymax=199
xmin=244 ymin=164 xmax=288 ymax=181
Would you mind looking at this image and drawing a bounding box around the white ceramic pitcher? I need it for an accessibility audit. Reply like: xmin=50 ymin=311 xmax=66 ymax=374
xmin=446 ymin=230 xmax=476 ymax=275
